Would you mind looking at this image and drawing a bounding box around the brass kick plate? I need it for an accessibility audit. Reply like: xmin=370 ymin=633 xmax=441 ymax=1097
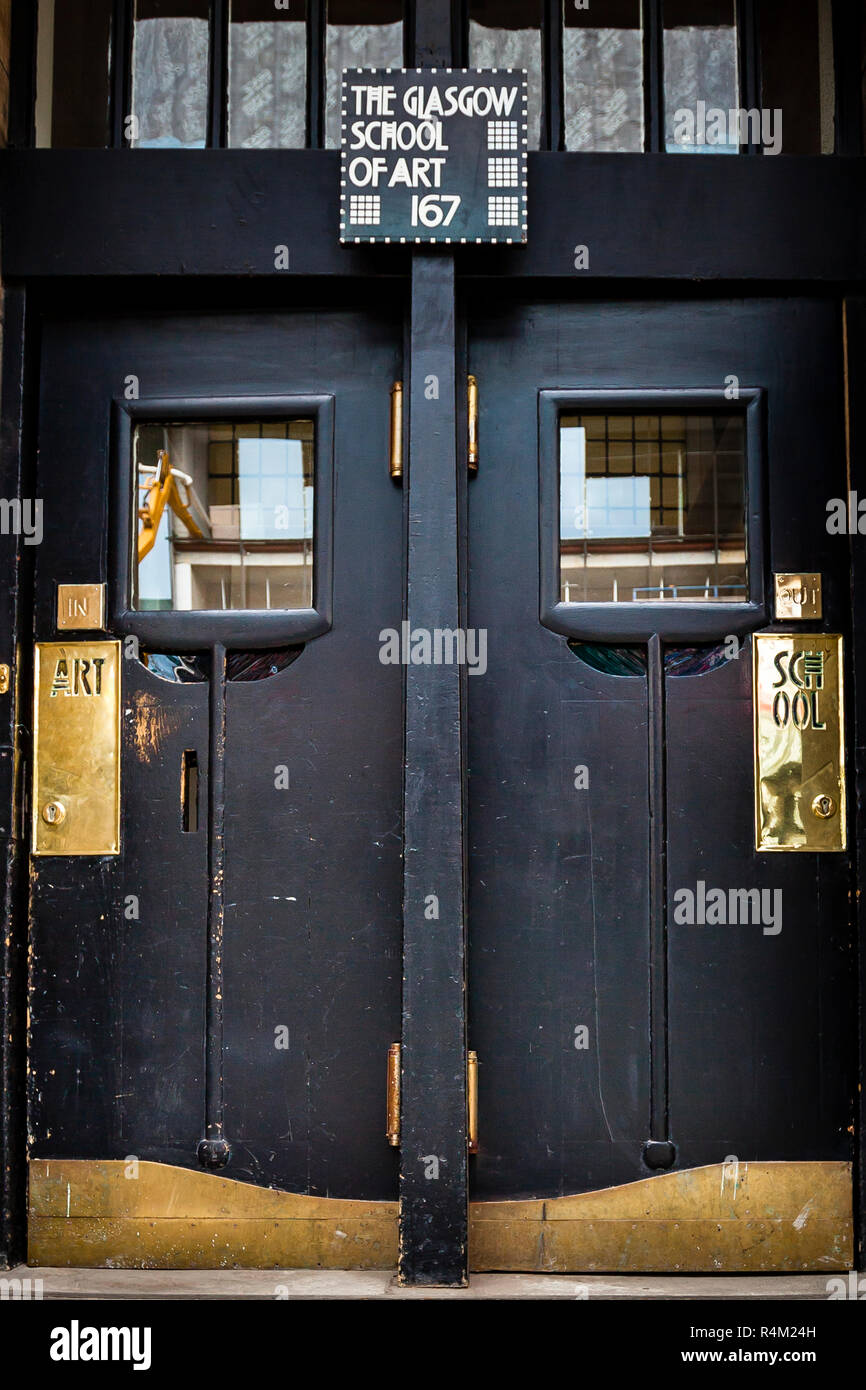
xmin=57 ymin=583 xmax=106 ymax=631
xmin=33 ymin=641 xmax=121 ymax=856
xmin=753 ymin=633 xmax=845 ymax=852
xmin=774 ymin=573 xmax=822 ymax=621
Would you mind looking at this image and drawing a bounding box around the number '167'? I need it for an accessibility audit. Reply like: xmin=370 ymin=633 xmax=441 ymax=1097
xmin=411 ymin=194 xmax=461 ymax=228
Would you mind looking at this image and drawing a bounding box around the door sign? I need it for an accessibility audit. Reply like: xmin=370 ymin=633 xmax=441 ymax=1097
xmin=340 ymin=69 xmax=528 ymax=245
xmin=753 ymin=633 xmax=846 ymax=852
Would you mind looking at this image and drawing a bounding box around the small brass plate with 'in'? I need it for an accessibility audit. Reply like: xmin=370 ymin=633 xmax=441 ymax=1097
xmin=754 ymin=633 xmax=845 ymax=852
xmin=33 ymin=641 xmax=120 ymax=856
xmin=57 ymin=583 xmax=105 ymax=632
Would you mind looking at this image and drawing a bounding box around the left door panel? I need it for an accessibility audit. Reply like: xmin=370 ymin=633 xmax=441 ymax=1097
xmin=28 ymin=307 xmax=404 ymax=1264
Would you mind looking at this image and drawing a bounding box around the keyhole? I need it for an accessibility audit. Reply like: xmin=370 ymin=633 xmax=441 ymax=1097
xmin=41 ymin=800 xmax=66 ymax=826
xmin=811 ymin=794 xmax=836 ymax=820
xmin=181 ymin=750 xmax=199 ymax=832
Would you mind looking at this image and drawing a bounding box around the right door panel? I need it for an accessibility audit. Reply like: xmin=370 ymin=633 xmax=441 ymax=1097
xmin=466 ymin=297 xmax=854 ymax=1272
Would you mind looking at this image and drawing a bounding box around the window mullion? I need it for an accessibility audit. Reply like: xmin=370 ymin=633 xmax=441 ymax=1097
xmin=644 ymin=0 xmax=663 ymax=152
xmin=208 ymin=0 xmax=229 ymax=148
xmin=110 ymin=0 xmax=133 ymax=148
xmin=736 ymin=0 xmax=760 ymax=153
xmin=306 ymin=0 xmax=325 ymax=149
xmin=544 ymin=0 xmax=563 ymax=152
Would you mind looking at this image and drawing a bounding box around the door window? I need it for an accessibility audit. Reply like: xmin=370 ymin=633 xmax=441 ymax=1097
xmin=559 ymin=409 xmax=747 ymax=603
xmin=134 ymin=418 xmax=315 ymax=612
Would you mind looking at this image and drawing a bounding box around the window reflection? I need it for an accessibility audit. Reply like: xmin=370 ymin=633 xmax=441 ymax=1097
xmin=131 ymin=0 xmax=210 ymax=149
xmin=664 ymin=0 xmax=739 ymax=154
xmin=229 ymin=0 xmax=307 ymax=148
xmin=135 ymin=420 xmax=315 ymax=612
xmin=325 ymin=1 xmax=403 ymax=149
xmin=469 ymin=0 xmax=543 ymax=151
xmin=36 ymin=0 xmax=113 ymax=147
xmin=559 ymin=412 xmax=747 ymax=603
xmin=759 ymin=0 xmax=833 ymax=155
xmin=564 ymin=0 xmax=643 ymax=152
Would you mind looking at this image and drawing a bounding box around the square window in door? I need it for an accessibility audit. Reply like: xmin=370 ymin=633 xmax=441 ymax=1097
xmin=134 ymin=418 xmax=315 ymax=612
xmin=559 ymin=409 xmax=747 ymax=604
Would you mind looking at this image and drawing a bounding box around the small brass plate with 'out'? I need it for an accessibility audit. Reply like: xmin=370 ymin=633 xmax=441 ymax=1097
xmin=33 ymin=641 xmax=120 ymax=856
xmin=754 ymin=633 xmax=845 ymax=852
xmin=774 ymin=573 xmax=822 ymax=621
xmin=57 ymin=583 xmax=105 ymax=631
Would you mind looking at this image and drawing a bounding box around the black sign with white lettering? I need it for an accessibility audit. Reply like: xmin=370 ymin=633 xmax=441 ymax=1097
xmin=340 ymin=68 xmax=528 ymax=245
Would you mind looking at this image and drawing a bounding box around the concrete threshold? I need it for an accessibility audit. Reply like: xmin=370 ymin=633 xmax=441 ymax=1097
xmin=5 ymin=1267 xmax=843 ymax=1300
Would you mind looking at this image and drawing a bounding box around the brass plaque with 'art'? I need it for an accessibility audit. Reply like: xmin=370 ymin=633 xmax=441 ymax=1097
xmin=754 ymin=633 xmax=845 ymax=852
xmin=32 ymin=641 xmax=121 ymax=856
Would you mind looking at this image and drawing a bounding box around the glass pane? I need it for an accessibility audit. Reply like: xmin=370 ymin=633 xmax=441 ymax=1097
xmin=759 ymin=0 xmax=832 ymax=155
xmin=134 ymin=420 xmax=315 ymax=612
xmin=664 ymin=0 xmax=739 ymax=154
xmin=131 ymin=0 xmax=210 ymax=149
xmin=229 ymin=0 xmax=307 ymax=148
xmin=469 ymin=0 xmax=543 ymax=151
xmin=564 ymin=0 xmax=643 ymax=152
xmin=36 ymin=0 xmax=113 ymax=147
xmin=325 ymin=1 xmax=403 ymax=150
xmin=559 ymin=411 xmax=747 ymax=604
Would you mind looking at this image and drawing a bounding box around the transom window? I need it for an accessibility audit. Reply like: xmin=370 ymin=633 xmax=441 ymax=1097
xmin=33 ymin=1 xmax=839 ymax=154
xmin=35 ymin=1 xmax=407 ymax=149
xmin=559 ymin=410 xmax=747 ymax=604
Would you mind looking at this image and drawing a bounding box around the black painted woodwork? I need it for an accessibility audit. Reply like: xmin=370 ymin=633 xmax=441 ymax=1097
xmin=846 ymin=296 xmax=866 ymax=1270
xmin=0 ymin=152 xmax=863 ymax=282
xmin=466 ymin=297 xmax=855 ymax=1200
xmin=27 ymin=307 xmax=404 ymax=1201
xmin=398 ymin=254 xmax=468 ymax=1286
xmin=0 ymin=287 xmax=32 ymax=1269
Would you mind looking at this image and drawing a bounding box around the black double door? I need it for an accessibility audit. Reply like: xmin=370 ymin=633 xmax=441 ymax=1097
xmin=28 ymin=290 xmax=854 ymax=1267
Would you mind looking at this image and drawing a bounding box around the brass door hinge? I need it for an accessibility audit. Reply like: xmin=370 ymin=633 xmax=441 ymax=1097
xmin=389 ymin=382 xmax=403 ymax=481
xmin=467 ymin=1049 xmax=479 ymax=1153
xmin=386 ymin=1042 xmax=401 ymax=1146
xmin=386 ymin=1043 xmax=479 ymax=1151
xmin=467 ymin=375 xmax=479 ymax=475
xmin=390 ymin=377 xmax=477 ymax=480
